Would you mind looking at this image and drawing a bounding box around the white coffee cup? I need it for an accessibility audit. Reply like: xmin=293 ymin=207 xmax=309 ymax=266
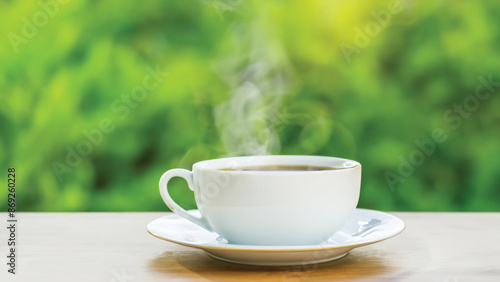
xmin=159 ymin=155 xmax=361 ymax=246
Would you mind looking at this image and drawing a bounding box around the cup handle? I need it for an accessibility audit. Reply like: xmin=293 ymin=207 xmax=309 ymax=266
xmin=159 ymin=169 xmax=212 ymax=231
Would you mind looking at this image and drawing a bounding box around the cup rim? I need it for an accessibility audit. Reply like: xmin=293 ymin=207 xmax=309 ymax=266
xmin=193 ymin=155 xmax=361 ymax=173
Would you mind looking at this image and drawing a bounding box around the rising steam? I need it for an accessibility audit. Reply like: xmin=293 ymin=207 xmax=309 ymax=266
xmin=213 ymin=21 xmax=294 ymax=156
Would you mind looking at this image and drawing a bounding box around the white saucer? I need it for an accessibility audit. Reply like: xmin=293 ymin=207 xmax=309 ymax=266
xmin=147 ymin=208 xmax=405 ymax=266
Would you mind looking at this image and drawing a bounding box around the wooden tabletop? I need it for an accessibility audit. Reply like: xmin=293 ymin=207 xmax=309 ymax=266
xmin=1 ymin=212 xmax=499 ymax=281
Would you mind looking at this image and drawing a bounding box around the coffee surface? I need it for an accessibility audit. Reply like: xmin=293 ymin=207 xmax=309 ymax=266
xmin=219 ymin=165 xmax=341 ymax=171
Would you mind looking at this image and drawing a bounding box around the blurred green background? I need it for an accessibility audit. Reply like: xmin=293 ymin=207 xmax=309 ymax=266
xmin=1 ymin=0 xmax=499 ymax=212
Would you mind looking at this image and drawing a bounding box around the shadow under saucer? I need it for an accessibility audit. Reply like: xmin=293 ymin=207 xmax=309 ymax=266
xmin=148 ymin=247 xmax=396 ymax=281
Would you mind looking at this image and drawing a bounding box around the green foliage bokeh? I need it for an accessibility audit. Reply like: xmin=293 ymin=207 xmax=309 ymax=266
xmin=1 ymin=0 xmax=499 ymax=211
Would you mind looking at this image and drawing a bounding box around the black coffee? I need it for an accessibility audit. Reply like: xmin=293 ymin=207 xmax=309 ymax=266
xmin=219 ymin=165 xmax=342 ymax=171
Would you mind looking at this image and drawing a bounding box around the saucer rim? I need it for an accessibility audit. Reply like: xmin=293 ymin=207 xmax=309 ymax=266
xmin=146 ymin=208 xmax=405 ymax=252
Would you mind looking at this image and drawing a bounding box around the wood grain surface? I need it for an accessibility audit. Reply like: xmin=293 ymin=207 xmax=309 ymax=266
xmin=1 ymin=212 xmax=499 ymax=281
